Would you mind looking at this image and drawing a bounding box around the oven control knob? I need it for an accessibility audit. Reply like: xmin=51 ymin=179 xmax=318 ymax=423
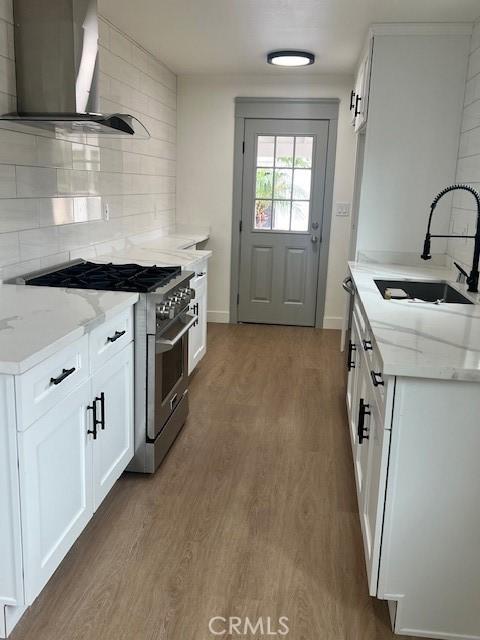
xmin=157 ymin=304 xmax=174 ymax=320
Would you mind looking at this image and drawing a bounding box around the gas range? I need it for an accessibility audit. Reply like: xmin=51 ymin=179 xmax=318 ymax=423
xmin=14 ymin=259 xmax=197 ymax=473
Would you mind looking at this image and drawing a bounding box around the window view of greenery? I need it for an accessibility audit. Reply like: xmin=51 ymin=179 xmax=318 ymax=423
xmin=254 ymin=136 xmax=313 ymax=231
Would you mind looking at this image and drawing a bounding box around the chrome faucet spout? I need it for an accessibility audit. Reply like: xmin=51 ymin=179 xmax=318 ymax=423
xmin=420 ymin=184 xmax=480 ymax=293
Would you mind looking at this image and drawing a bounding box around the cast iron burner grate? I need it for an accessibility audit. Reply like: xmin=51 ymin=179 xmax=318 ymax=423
xmin=26 ymin=261 xmax=182 ymax=293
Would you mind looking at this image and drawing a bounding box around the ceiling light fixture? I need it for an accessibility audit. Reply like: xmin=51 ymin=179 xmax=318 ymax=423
xmin=267 ymin=50 xmax=315 ymax=67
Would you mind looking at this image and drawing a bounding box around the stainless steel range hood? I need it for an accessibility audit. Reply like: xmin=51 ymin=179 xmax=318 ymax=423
xmin=0 ymin=0 xmax=149 ymax=137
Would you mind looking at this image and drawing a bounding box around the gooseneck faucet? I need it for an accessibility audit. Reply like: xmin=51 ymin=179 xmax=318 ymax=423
xmin=421 ymin=184 xmax=480 ymax=293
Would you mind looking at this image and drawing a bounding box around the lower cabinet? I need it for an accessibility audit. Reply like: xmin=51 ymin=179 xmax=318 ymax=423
xmin=18 ymin=381 xmax=93 ymax=604
xmin=188 ymin=268 xmax=207 ymax=374
xmin=347 ymin=303 xmax=392 ymax=596
xmin=92 ymin=343 xmax=134 ymax=510
xmin=17 ymin=342 xmax=134 ymax=605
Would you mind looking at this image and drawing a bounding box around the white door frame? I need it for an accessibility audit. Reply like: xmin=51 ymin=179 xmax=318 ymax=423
xmin=229 ymin=97 xmax=339 ymax=328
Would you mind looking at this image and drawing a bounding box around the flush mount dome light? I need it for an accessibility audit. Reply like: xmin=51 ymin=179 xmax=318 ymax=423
xmin=267 ymin=50 xmax=315 ymax=67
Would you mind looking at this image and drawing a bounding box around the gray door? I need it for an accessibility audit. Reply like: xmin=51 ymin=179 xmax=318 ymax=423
xmin=238 ymin=119 xmax=329 ymax=326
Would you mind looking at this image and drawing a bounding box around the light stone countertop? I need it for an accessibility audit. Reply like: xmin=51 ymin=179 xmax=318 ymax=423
xmin=0 ymin=285 xmax=138 ymax=375
xmin=349 ymin=261 xmax=480 ymax=381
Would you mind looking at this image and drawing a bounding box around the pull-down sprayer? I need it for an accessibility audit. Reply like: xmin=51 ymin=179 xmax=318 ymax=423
xmin=421 ymin=184 xmax=480 ymax=293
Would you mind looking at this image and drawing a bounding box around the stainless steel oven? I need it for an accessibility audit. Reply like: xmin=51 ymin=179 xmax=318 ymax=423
xmin=147 ymin=311 xmax=197 ymax=440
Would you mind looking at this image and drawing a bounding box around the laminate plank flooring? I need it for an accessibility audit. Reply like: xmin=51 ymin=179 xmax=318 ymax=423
xmin=11 ymin=324 xmax=420 ymax=640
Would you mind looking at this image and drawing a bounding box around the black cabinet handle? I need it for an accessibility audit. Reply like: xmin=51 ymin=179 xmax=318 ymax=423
xmin=349 ymin=90 xmax=355 ymax=111
xmin=354 ymin=94 xmax=362 ymax=117
xmin=358 ymin=398 xmax=371 ymax=444
xmin=370 ymin=370 xmax=384 ymax=387
xmin=50 ymin=366 xmax=75 ymax=386
xmin=107 ymin=329 xmax=126 ymax=343
xmin=362 ymin=339 xmax=372 ymax=351
xmin=347 ymin=340 xmax=356 ymax=371
xmin=99 ymin=392 xmax=105 ymax=430
xmin=87 ymin=394 xmax=104 ymax=439
xmin=194 ymin=302 xmax=199 ymax=326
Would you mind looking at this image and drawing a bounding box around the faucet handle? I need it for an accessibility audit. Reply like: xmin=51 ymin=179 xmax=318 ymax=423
xmin=454 ymin=261 xmax=468 ymax=284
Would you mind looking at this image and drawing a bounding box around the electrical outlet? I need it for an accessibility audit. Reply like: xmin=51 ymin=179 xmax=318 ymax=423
xmin=336 ymin=202 xmax=350 ymax=217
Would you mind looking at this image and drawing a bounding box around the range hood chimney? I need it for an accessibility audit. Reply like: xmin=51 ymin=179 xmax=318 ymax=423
xmin=0 ymin=0 xmax=149 ymax=137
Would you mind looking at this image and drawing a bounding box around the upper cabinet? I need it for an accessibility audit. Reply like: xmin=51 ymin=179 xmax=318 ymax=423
xmin=348 ymin=24 xmax=472 ymax=260
xmin=350 ymin=38 xmax=373 ymax=132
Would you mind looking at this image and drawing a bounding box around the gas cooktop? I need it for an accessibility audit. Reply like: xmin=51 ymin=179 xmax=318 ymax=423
xmin=24 ymin=261 xmax=182 ymax=293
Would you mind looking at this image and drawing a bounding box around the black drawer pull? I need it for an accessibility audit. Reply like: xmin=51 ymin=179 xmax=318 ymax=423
xmin=347 ymin=340 xmax=356 ymax=371
xmin=107 ymin=330 xmax=126 ymax=343
xmin=358 ymin=398 xmax=371 ymax=444
xmin=50 ymin=367 xmax=75 ymax=386
xmin=99 ymin=392 xmax=105 ymax=430
xmin=371 ymin=370 xmax=384 ymax=387
xmin=362 ymin=339 xmax=372 ymax=351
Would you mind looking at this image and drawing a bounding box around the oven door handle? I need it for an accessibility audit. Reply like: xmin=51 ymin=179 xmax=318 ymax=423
xmin=155 ymin=313 xmax=197 ymax=352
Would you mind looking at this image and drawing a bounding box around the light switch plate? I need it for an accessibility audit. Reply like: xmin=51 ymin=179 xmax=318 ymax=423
xmin=336 ymin=202 xmax=350 ymax=217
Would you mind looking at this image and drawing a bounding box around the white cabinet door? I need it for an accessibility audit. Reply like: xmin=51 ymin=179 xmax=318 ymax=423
xmin=353 ymin=39 xmax=372 ymax=132
xmin=360 ymin=394 xmax=390 ymax=596
xmin=188 ymin=271 xmax=207 ymax=374
xmin=18 ymin=380 xmax=93 ymax=605
xmin=354 ymin=360 xmax=370 ymax=506
xmin=92 ymin=343 xmax=134 ymax=511
xmin=346 ymin=318 xmax=361 ymax=444
xmin=0 ymin=376 xmax=23 ymax=611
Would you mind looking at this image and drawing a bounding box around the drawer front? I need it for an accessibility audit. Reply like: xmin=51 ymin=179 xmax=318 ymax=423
xmin=15 ymin=335 xmax=89 ymax=431
xmin=89 ymin=307 xmax=133 ymax=372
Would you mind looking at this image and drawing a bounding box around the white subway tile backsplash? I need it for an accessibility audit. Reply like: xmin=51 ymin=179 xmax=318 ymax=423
xmin=471 ymin=21 xmax=480 ymax=53
xmin=0 ymin=129 xmax=36 ymax=165
xmin=0 ymin=164 xmax=15 ymax=197
xmin=0 ymin=55 xmax=14 ymax=95
xmin=16 ymin=166 xmax=57 ymax=197
xmin=0 ymin=198 xmax=37 ymax=232
xmin=465 ymin=73 xmax=480 ymax=107
xmin=36 ymin=137 xmax=73 ymax=169
xmin=19 ymin=226 xmax=60 ymax=261
xmin=449 ymin=23 xmax=480 ymax=269
xmin=461 ymin=99 xmax=480 ymax=133
xmin=0 ymin=0 xmax=12 ymax=23
xmin=110 ymin=28 xmax=132 ymax=63
xmin=0 ymin=14 xmax=176 ymax=272
xmin=468 ymin=46 xmax=480 ymax=80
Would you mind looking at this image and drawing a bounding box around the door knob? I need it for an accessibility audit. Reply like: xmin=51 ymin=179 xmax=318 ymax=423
xmin=311 ymin=235 xmax=319 ymax=243
xmin=311 ymin=221 xmax=319 ymax=230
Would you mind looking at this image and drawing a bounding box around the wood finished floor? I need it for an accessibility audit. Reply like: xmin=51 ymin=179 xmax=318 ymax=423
xmin=11 ymin=324 xmax=419 ymax=640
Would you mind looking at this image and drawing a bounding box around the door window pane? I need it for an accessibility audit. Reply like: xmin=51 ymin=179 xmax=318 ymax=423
xmin=273 ymin=169 xmax=292 ymax=199
xmin=257 ymin=136 xmax=275 ymax=167
xmin=275 ymin=137 xmax=294 ymax=167
xmin=294 ymin=137 xmax=313 ymax=168
xmin=291 ymin=201 xmax=310 ymax=231
xmin=292 ymin=169 xmax=312 ymax=200
xmin=253 ymin=134 xmax=315 ymax=232
xmin=255 ymin=200 xmax=272 ymax=229
xmin=256 ymin=168 xmax=273 ymax=198
xmin=273 ymin=201 xmax=291 ymax=230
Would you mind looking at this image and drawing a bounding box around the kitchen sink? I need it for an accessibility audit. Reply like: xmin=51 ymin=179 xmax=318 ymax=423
xmin=374 ymin=279 xmax=473 ymax=305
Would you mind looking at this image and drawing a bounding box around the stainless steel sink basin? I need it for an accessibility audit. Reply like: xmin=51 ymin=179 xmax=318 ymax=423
xmin=374 ymin=279 xmax=473 ymax=305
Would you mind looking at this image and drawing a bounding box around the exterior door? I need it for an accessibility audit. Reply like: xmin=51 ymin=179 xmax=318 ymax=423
xmin=238 ymin=119 xmax=329 ymax=326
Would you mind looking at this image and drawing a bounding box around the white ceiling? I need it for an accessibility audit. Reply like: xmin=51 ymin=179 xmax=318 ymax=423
xmin=99 ymin=0 xmax=480 ymax=76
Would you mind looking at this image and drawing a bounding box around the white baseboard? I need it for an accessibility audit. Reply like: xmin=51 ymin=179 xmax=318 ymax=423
xmin=323 ymin=316 xmax=343 ymax=330
xmin=207 ymin=310 xmax=230 ymax=323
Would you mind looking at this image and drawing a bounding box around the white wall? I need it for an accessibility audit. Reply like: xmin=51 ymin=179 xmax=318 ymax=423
xmin=0 ymin=6 xmax=176 ymax=281
xmin=448 ymin=18 xmax=480 ymax=270
xmin=176 ymin=73 xmax=356 ymax=327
